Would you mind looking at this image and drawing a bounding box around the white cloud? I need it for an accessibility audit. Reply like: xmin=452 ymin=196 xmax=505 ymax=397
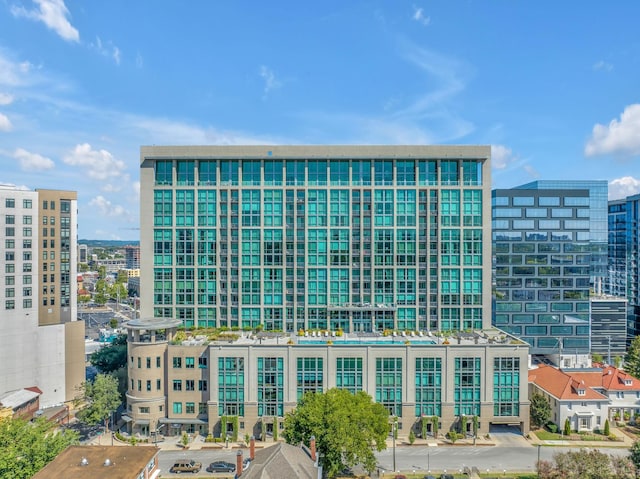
xmin=13 ymin=147 xmax=54 ymax=170
xmin=259 ymin=65 xmax=282 ymax=96
xmin=0 ymin=51 xmax=34 ymax=87
xmin=135 ymin=52 xmax=144 ymax=69
xmin=11 ymin=0 xmax=79 ymax=43
xmin=491 ymin=144 xmax=517 ymax=169
xmin=62 ymin=143 xmax=126 ymax=181
xmin=609 ymin=176 xmax=640 ymax=200
xmin=0 ymin=93 xmax=14 ymax=105
xmin=593 ymin=60 xmax=613 ymax=72
xmin=0 ymin=113 xmax=12 ymax=131
xmin=88 ymin=195 xmax=126 ymax=217
xmin=585 ymin=104 xmax=640 ymax=157
xmin=412 ymin=6 xmax=431 ymax=26
xmin=89 ymin=37 xmax=121 ymax=65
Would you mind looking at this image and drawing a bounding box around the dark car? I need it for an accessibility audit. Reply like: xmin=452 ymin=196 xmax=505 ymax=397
xmin=206 ymin=461 xmax=236 ymax=473
xmin=440 ymin=474 xmax=454 ymax=479
xmin=424 ymin=476 xmax=437 ymax=479
xmin=169 ymin=459 xmax=202 ymax=473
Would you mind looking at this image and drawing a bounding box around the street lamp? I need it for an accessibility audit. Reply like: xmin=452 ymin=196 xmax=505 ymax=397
xmin=537 ymin=444 xmax=541 ymax=478
xmin=392 ymin=420 xmax=397 ymax=472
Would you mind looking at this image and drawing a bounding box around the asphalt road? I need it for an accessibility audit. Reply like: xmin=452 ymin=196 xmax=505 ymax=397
xmin=156 ymin=444 xmax=631 ymax=477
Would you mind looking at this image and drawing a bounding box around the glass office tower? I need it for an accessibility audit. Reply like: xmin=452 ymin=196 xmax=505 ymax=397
xmin=139 ymin=145 xmax=493 ymax=333
xmin=492 ymin=187 xmax=592 ymax=364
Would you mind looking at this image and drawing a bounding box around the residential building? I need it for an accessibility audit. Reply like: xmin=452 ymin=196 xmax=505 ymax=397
xmin=128 ymin=145 xmax=530 ymax=439
xmin=124 ymin=244 xmax=141 ymax=269
xmin=529 ymin=363 xmax=640 ymax=431
xmin=0 ymin=185 xmax=84 ymax=407
xmin=0 ymin=386 xmax=42 ymax=420
xmin=237 ymin=439 xmax=319 ymax=479
xmin=492 ymin=185 xmax=593 ymax=365
xmin=32 ymin=445 xmax=160 ymax=479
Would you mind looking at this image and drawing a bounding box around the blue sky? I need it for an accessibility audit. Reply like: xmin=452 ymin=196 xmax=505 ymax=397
xmin=1 ymin=1 xmax=640 ymax=239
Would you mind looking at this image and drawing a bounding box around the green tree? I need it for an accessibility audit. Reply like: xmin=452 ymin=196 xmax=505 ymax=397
xmin=98 ymin=265 xmax=107 ymax=279
xmin=591 ymin=352 xmax=604 ymax=364
xmin=629 ymin=440 xmax=640 ymax=474
xmin=110 ymin=282 xmax=128 ymax=303
xmin=90 ymin=334 xmax=127 ymax=374
xmin=0 ymin=416 xmax=78 ymax=479
xmin=283 ymin=388 xmax=388 ymax=478
xmin=76 ymin=374 xmax=121 ymax=432
xmin=624 ymin=336 xmax=640 ymax=378
xmin=604 ymin=418 xmax=610 ymax=436
xmin=563 ymin=418 xmax=571 ymax=437
xmin=530 ymin=392 xmax=552 ymax=429
xmin=116 ymin=270 xmax=129 ymax=284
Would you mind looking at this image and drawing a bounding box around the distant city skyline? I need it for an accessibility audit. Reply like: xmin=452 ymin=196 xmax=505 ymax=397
xmin=1 ymin=1 xmax=640 ymax=239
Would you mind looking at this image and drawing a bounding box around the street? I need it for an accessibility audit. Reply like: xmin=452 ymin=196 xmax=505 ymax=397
xmin=155 ymin=444 xmax=632 ymax=477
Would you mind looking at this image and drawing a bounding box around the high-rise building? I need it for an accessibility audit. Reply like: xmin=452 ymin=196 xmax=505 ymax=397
xmin=125 ymin=245 xmax=141 ymax=269
xmin=492 ymin=186 xmax=593 ymax=366
xmin=128 ymin=146 xmax=530 ymax=439
xmin=0 ymin=185 xmax=84 ymax=407
xmin=607 ymin=194 xmax=640 ymax=339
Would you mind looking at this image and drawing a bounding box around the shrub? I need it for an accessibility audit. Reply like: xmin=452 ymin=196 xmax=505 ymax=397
xmin=547 ymin=422 xmax=558 ymax=434
xmin=604 ymin=419 xmax=610 ymax=436
xmin=409 ymin=430 xmax=416 ymax=445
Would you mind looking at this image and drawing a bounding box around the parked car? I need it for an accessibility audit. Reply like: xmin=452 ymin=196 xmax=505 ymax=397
xmin=243 ymin=457 xmax=251 ymax=470
xmin=394 ymin=475 xmax=408 ymax=479
xmin=423 ymin=476 xmax=436 ymax=479
xmin=440 ymin=474 xmax=454 ymax=479
xmin=206 ymin=461 xmax=236 ymax=473
xmin=169 ymin=459 xmax=202 ymax=473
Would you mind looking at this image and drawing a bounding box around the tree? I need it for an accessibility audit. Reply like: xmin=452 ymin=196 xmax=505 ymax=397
xmin=604 ymin=418 xmax=610 ymax=436
xmin=0 ymin=416 xmax=78 ymax=479
xmin=592 ymin=352 xmax=604 ymax=364
xmin=538 ymin=448 xmax=632 ymax=479
xmin=629 ymin=440 xmax=640 ymax=474
xmin=625 ymin=336 xmax=640 ymax=378
xmin=283 ymin=388 xmax=389 ymax=478
xmin=90 ymin=334 xmax=127 ymax=374
xmin=530 ymin=392 xmax=552 ymax=429
xmin=76 ymin=374 xmax=121 ymax=432
xmin=563 ymin=418 xmax=571 ymax=437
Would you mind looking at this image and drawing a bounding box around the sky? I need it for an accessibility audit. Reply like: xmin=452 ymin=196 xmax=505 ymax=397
xmin=1 ymin=1 xmax=640 ymax=240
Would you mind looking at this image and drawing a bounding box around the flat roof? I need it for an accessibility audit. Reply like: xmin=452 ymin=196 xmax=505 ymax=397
xmin=125 ymin=317 xmax=182 ymax=330
xmin=32 ymin=445 xmax=159 ymax=479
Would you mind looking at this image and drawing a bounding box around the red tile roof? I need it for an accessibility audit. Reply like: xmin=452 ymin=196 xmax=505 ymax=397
xmin=528 ymin=365 xmax=608 ymax=401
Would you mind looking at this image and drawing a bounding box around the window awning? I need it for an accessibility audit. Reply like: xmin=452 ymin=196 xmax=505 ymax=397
xmin=574 ymin=411 xmax=595 ymax=416
xmin=121 ymin=414 xmax=133 ymax=423
xmin=135 ymin=419 xmax=150 ymax=425
xmin=158 ymin=417 xmax=207 ymax=425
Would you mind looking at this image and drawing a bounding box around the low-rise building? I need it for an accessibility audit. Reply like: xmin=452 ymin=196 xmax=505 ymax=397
xmin=32 ymin=445 xmax=160 ymax=479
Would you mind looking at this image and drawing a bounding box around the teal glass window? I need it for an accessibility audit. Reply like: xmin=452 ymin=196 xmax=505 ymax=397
xmin=153 ymin=268 xmax=173 ymax=306
xmin=242 ymin=229 xmax=260 ymax=265
xmin=440 ymin=229 xmax=460 ymax=266
xmin=198 ymin=160 xmax=216 ymax=185
xmin=374 ymin=230 xmax=394 ymax=266
xmin=176 ymin=268 xmax=194 ymax=305
xmin=220 ymin=160 xmax=239 ymax=185
xmin=375 ymin=357 xmax=402 ymax=416
xmin=418 ymin=160 xmax=437 ymax=185
xmin=374 ymin=160 xmax=393 ymax=185
xmin=415 ymin=357 xmax=442 ymax=417
xmin=197 ymin=267 xmax=216 ymax=305
xmin=396 ymin=230 xmax=416 ymax=266
xmin=218 ymin=357 xmax=245 ymax=416
xmin=257 ymin=357 xmax=284 ymax=417
xmin=454 ymin=357 xmax=481 ymax=416
xmin=177 ymin=160 xmax=195 ymax=185
xmin=241 ymin=308 xmax=260 ymax=328
xmin=264 ymin=190 xmax=283 ymax=226
xmin=286 ymin=160 xmax=305 ymax=185
xmin=493 ymin=357 xmax=520 ymax=416
xmin=296 ymin=357 xmax=324 ymax=399
xmin=242 ymin=190 xmax=261 ymax=226
xmin=374 ymin=268 xmax=393 ymax=304
xmin=307 ymin=229 xmax=327 ymax=265
xmin=396 ymin=268 xmax=416 ymax=305
xmin=308 ymin=160 xmax=328 ymax=185
xmin=173 ymin=402 xmax=182 ymax=414
xmin=330 ymin=160 xmax=349 ymax=185
xmin=263 ymin=229 xmax=283 ymax=265
xmin=396 ymin=307 xmax=416 ymax=330
xmin=374 ymin=190 xmax=394 ymax=226
xmin=396 ymin=160 xmax=415 ymax=185
xmin=330 ymin=190 xmax=349 ymax=227
xmin=175 ymin=229 xmax=194 ymax=266
xmin=462 ymin=268 xmax=482 ymax=306
xmin=263 ymin=268 xmax=283 ymax=305
xmin=336 ymin=357 xmax=363 ymax=394
xmin=307 ymin=190 xmax=327 ymax=226
xmin=241 ymin=268 xmax=261 ymax=304
xmin=441 ymin=160 xmax=459 ymax=185
xmin=463 ymin=229 xmax=482 ymax=266
xmin=153 ymin=190 xmax=173 ymax=226
xmin=155 ymin=160 xmax=173 ymax=185
xmin=329 ymin=229 xmax=349 ymax=266
xmin=463 ymin=190 xmax=482 ymax=226
xmin=264 ymin=160 xmax=283 ymax=185
xmin=329 ymin=268 xmax=349 ymax=305
xmin=175 ymin=190 xmax=194 ymax=227
xmin=197 ymin=190 xmax=216 ymax=226
xmin=352 ymin=160 xmax=371 ymax=185
xmin=242 ymin=160 xmax=261 ymax=185
xmin=154 ymin=229 xmax=173 ymax=266
xmin=440 ymin=190 xmax=461 ymax=226
xmin=307 ymin=269 xmax=327 ymax=305
xmin=197 ymin=229 xmax=216 ymax=266
xmin=396 ymin=190 xmax=416 ymax=227
xmin=462 ymin=160 xmax=481 ymax=185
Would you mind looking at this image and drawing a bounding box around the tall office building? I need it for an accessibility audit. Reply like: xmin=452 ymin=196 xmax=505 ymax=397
xmin=607 ymin=194 xmax=640 ymax=339
xmin=129 ymin=146 xmax=530 ymax=439
xmin=125 ymin=245 xmax=141 ymax=269
xmin=139 ymin=145 xmax=493 ymax=332
xmin=0 ymin=185 xmax=84 ymax=407
xmin=492 ymin=186 xmax=592 ymax=366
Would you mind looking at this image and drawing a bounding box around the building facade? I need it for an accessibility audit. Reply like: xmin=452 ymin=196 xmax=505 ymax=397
xmin=607 ymin=194 xmax=640 ymax=340
xmin=130 ymin=145 xmax=530 ymax=438
xmin=140 ymin=145 xmax=493 ymax=332
xmin=125 ymin=319 xmax=530 ymax=439
xmin=0 ymin=185 xmax=84 ymax=407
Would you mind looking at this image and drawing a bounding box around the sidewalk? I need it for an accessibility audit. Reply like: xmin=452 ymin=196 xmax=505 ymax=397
xmin=528 ymin=426 xmax=633 ymax=448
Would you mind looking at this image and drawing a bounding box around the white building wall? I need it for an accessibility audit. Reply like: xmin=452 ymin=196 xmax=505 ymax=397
xmin=36 ymin=324 xmax=67 ymax=406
